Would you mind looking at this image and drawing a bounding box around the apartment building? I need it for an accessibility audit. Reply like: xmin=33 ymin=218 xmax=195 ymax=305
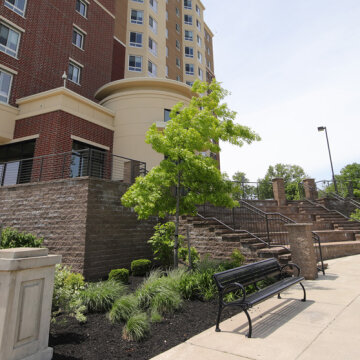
xmin=0 ymin=0 xmax=215 ymax=186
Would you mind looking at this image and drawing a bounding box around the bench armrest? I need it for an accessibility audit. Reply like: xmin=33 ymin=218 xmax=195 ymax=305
xmin=221 ymin=282 xmax=246 ymax=305
xmin=280 ymin=263 xmax=301 ymax=277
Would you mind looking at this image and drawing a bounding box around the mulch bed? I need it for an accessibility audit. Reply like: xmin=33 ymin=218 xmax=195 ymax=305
xmin=50 ymin=299 xmax=240 ymax=360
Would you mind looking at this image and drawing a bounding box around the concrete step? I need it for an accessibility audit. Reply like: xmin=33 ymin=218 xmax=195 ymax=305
xmin=257 ymin=246 xmax=290 ymax=258
xmin=315 ymin=240 xmax=360 ymax=260
xmin=313 ymin=230 xmax=357 ymax=242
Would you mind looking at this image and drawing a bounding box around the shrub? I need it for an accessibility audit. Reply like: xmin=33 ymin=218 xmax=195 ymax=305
xmin=150 ymin=309 xmax=162 ymax=323
xmin=350 ymin=209 xmax=360 ymax=221
xmin=131 ymin=259 xmax=152 ymax=276
xmin=109 ymin=268 xmax=130 ymax=284
xmin=0 ymin=227 xmax=43 ymax=249
xmin=150 ymin=288 xmax=182 ymax=315
xmin=108 ymin=294 xmax=139 ymax=323
xmin=178 ymin=246 xmax=200 ymax=268
xmin=52 ymin=265 xmax=87 ymax=323
xmin=81 ymin=280 xmax=126 ymax=313
xmin=122 ymin=312 xmax=150 ymax=342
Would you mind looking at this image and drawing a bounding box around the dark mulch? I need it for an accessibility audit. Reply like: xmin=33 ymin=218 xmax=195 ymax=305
xmin=50 ymin=299 xmax=241 ymax=360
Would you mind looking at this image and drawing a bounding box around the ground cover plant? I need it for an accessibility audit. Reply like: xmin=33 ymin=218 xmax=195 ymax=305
xmin=0 ymin=227 xmax=43 ymax=248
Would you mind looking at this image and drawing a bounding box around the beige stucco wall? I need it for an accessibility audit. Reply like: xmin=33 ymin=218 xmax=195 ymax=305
xmin=96 ymin=78 xmax=192 ymax=170
xmin=0 ymin=103 xmax=17 ymax=144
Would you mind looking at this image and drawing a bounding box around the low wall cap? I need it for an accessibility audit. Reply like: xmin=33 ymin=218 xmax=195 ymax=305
xmin=0 ymin=247 xmax=48 ymax=259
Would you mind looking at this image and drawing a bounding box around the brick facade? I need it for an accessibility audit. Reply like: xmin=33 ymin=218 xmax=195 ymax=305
xmin=0 ymin=0 xmax=116 ymax=105
xmin=0 ymin=178 xmax=157 ymax=279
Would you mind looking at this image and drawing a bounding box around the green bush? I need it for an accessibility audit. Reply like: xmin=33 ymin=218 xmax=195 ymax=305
xmin=179 ymin=246 xmax=200 ymax=268
xmin=52 ymin=265 xmax=87 ymax=323
xmin=108 ymin=294 xmax=139 ymax=323
xmin=109 ymin=268 xmax=130 ymax=284
xmin=81 ymin=280 xmax=126 ymax=313
xmin=350 ymin=209 xmax=360 ymax=221
xmin=0 ymin=227 xmax=43 ymax=249
xmin=122 ymin=312 xmax=150 ymax=342
xmin=150 ymin=288 xmax=182 ymax=315
xmin=131 ymin=259 xmax=152 ymax=276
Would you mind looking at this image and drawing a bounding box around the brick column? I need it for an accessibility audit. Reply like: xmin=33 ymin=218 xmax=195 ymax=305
xmin=303 ymin=178 xmax=318 ymax=201
xmin=0 ymin=248 xmax=61 ymax=360
xmin=272 ymin=178 xmax=287 ymax=206
xmin=285 ymin=223 xmax=318 ymax=280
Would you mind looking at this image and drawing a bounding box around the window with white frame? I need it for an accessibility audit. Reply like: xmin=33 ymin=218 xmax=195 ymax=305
xmin=148 ymin=37 xmax=157 ymax=56
xmin=0 ymin=69 xmax=12 ymax=103
xmin=4 ymin=0 xmax=27 ymax=17
xmin=131 ymin=9 xmax=144 ymax=24
xmin=176 ymin=39 xmax=180 ymax=50
xmin=132 ymin=0 xmax=144 ymax=2
xmin=185 ymin=63 xmax=194 ymax=75
xmin=176 ymin=57 xmax=180 ymax=68
xmin=149 ymin=16 xmax=157 ymax=34
xmin=207 ymin=59 xmax=211 ymax=68
xmin=72 ymin=28 xmax=85 ymax=49
xmin=185 ymin=46 xmax=193 ymax=58
xmin=75 ymin=0 xmax=87 ymax=18
xmin=196 ymin=4 xmax=200 ymax=16
xmin=0 ymin=23 xmax=20 ymax=58
xmin=129 ymin=31 xmax=142 ymax=47
xmin=184 ymin=14 xmax=192 ymax=25
xmin=198 ymin=67 xmax=203 ymax=80
xmin=184 ymin=0 xmax=192 ymax=9
xmin=175 ymin=23 xmax=180 ymax=33
xmin=149 ymin=0 xmax=158 ymax=13
xmin=166 ymin=46 xmax=168 ymax=57
xmin=184 ymin=30 xmax=193 ymax=41
xmin=148 ymin=60 xmax=157 ymax=77
xmin=197 ymin=50 xmax=202 ymax=63
xmin=165 ymin=66 xmax=168 ymax=77
xmin=129 ymin=55 xmax=142 ymax=72
xmin=68 ymin=62 xmax=81 ymax=84
xmin=196 ymin=19 xmax=201 ymax=31
xmin=176 ymin=7 xmax=180 ymax=17
xmin=197 ymin=34 xmax=201 ymax=46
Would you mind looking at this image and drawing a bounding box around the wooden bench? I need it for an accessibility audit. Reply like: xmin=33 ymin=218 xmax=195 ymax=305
xmin=213 ymin=258 xmax=306 ymax=338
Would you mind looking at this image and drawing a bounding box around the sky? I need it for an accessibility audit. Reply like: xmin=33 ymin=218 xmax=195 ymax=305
xmin=204 ymin=0 xmax=360 ymax=182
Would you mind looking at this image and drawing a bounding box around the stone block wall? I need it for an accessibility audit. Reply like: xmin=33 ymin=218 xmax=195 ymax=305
xmin=0 ymin=178 xmax=157 ymax=279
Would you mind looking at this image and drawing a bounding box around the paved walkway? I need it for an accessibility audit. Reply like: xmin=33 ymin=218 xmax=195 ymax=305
xmin=152 ymin=254 xmax=360 ymax=360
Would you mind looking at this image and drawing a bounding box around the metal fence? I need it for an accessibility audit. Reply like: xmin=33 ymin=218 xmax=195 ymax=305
xmin=230 ymin=181 xmax=274 ymax=200
xmin=0 ymin=149 xmax=146 ymax=186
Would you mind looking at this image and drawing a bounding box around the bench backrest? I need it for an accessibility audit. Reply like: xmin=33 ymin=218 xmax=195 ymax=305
xmin=213 ymin=258 xmax=281 ymax=289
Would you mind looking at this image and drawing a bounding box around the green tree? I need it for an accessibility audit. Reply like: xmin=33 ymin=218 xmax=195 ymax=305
xmin=231 ymin=171 xmax=257 ymax=200
xmin=257 ymin=164 xmax=308 ymax=200
xmin=121 ymin=80 xmax=260 ymax=267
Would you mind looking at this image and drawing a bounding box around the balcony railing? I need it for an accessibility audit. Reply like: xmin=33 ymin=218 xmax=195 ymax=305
xmin=0 ymin=149 xmax=146 ymax=187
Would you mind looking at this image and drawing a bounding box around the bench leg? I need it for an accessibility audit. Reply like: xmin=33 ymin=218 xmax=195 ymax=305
xmin=277 ymin=293 xmax=281 ymax=299
xmin=300 ymin=282 xmax=306 ymax=302
xmin=244 ymin=309 xmax=252 ymax=338
xmin=215 ymin=303 xmax=223 ymax=332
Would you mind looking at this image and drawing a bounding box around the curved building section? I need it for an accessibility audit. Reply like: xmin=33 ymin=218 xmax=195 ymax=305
xmin=96 ymin=77 xmax=192 ymax=170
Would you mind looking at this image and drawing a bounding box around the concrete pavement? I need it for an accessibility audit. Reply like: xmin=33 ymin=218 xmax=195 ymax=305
xmin=152 ymin=254 xmax=360 ymax=360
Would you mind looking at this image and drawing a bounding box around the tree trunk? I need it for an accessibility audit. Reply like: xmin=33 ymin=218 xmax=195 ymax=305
xmin=174 ymin=171 xmax=181 ymax=268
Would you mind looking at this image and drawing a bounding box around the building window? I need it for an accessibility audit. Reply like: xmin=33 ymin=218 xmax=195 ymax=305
xmin=75 ymin=0 xmax=87 ymax=18
xmin=176 ymin=7 xmax=180 ymax=17
xmin=197 ymin=35 xmax=202 ymax=47
xmin=175 ymin=23 xmax=180 ymax=33
xmin=72 ymin=28 xmax=85 ymax=49
xmin=131 ymin=9 xmax=144 ymax=24
xmin=196 ymin=19 xmax=201 ymax=31
xmin=132 ymin=0 xmax=144 ymax=2
xmin=129 ymin=31 xmax=143 ymax=47
xmin=148 ymin=37 xmax=157 ymax=56
xmin=0 ymin=23 xmax=20 ymax=58
xmin=149 ymin=16 xmax=157 ymax=34
xmin=148 ymin=60 xmax=157 ymax=77
xmin=186 ymin=81 xmax=193 ymax=86
xmin=4 ymin=0 xmax=27 ymax=17
xmin=176 ymin=57 xmax=181 ymax=68
xmin=166 ymin=28 xmax=168 ymax=38
xmin=68 ymin=62 xmax=81 ymax=84
xmin=176 ymin=39 xmax=180 ymax=50
xmin=184 ymin=0 xmax=192 ymax=10
xmin=197 ymin=51 xmax=202 ymax=63
xmin=164 ymin=109 xmax=171 ymax=122
xmin=196 ymin=4 xmax=200 ymax=16
xmin=185 ymin=63 xmax=194 ymax=75
xmin=184 ymin=30 xmax=193 ymax=41
xmin=166 ymin=11 xmax=168 ymax=21
xmin=184 ymin=14 xmax=192 ymax=25
xmin=185 ymin=46 xmax=193 ymax=58
xmin=165 ymin=66 xmax=168 ymax=77
xmin=207 ymin=59 xmax=211 ymax=68
xmin=0 ymin=69 xmax=12 ymax=103
xmin=207 ymin=46 xmax=210 ymax=55
xmin=198 ymin=67 xmax=203 ymax=80
xmin=176 ymin=75 xmax=181 ymax=81
xmin=149 ymin=0 xmax=158 ymax=13
xmin=129 ymin=55 xmax=142 ymax=72
xmin=166 ymin=46 xmax=168 ymax=57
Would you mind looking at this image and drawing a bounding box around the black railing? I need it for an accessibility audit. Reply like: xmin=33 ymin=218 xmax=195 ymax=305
xmin=230 ymin=181 xmax=274 ymax=200
xmin=0 ymin=149 xmax=146 ymax=187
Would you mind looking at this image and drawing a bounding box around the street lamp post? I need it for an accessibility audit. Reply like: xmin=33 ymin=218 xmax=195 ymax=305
xmin=317 ymin=126 xmax=338 ymax=194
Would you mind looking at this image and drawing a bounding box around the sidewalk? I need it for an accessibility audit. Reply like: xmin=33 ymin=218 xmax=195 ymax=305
xmin=152 ymin=254 xmax=360 ymax=360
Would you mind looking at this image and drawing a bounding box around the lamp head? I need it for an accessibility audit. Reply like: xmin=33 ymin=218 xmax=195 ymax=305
xmin=62 ymin=71 xmax=68 ymax=80
xmin=317 ymin=126 xmax=326 ymax=132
